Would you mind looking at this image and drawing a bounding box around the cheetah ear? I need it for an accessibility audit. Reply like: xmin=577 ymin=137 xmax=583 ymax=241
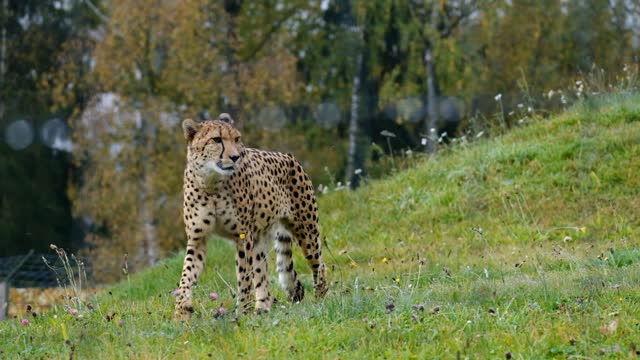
xmin=182 ymin=118 xmax=202 ymax=142
xmin=218 ymin=113 xmax=235 ymax=125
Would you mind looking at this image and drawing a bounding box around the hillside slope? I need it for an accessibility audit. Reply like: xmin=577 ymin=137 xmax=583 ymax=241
xmin=1 ymin=94 xmax=639 ymax=359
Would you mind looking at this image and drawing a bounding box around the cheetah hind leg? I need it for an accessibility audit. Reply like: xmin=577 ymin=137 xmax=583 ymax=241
xmin=275 ymin=229 xmax=305 ymax=302
xmin=296 ymin=225 xmax=328 ymax=299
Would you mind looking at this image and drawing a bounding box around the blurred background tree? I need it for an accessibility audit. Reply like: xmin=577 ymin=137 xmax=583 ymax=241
xmin=1 ymin=0 xmax=101 ymax=256
xmin=2 ymin=0 xmax=640 ymax=278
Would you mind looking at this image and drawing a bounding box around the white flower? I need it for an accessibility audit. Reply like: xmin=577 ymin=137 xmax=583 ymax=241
xmin=354 ymin=168 xmax=362 ymax=175
xmin=517 ymin=103 xmax=524 ymax=108
xmin=527 ymin=106 xmax=533 ymax=113
xmin=476 ymin=131 xmax=484 ymax=138
xmin=494 ymin=93 xmax=502 ymax=101
xmin=547 ymin=90 xmax=555 ymax=99
xmin=421 ymin=138 xmax=427 ymax=145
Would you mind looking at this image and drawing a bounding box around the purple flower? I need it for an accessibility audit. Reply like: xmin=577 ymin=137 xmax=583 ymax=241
xmin=209 ymin=292 xmax=219 ymax=300
xmin=173 ymin=289 xmax=181 ymax=296
xmin=218 ymin=307 xmax=227 ymax=315
xmin=21 ymin=318 xmax=29 ymax=325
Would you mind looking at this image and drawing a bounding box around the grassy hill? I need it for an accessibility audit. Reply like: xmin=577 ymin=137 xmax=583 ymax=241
xmin=1 ymin=94 xmax=639 ymax=359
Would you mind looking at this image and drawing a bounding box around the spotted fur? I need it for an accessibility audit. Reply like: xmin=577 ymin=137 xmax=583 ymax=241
xmin=174 ymin=113 xmax=328 ymax=319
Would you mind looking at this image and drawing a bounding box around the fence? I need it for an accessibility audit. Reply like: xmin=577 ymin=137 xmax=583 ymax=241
xmin=0 ymin=250 xmax=73 ymax=320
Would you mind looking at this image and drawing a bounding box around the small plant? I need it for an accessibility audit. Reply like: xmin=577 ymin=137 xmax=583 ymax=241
xmin=43 ymin=244 xmax=91 ymax=313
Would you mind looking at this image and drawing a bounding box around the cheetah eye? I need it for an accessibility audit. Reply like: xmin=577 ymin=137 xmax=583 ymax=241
xmin=235 ymin=137 xmax=241 ymax=143
xmin=213 ymin=137 xmax=222 ymax=143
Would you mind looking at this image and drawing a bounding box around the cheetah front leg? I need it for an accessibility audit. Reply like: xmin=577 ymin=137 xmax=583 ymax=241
xmin=174 ymin=229 xmax=209 ymax=320
xmin=252 ymin=235 xmax=272 ymax=314
xmin=235 ymin=231 xmax=255 ymax=315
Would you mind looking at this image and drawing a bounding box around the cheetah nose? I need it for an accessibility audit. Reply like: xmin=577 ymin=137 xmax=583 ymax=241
xmin=229 ymin=154 xmax=241 ymax=163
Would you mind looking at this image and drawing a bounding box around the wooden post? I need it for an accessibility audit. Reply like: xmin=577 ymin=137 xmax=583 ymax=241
xmin=0 ymin=281 xmax=7 ymax=320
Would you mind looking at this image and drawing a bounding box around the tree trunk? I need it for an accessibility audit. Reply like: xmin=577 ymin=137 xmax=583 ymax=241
xmin=224 ymin=8 xmax=242 ymax=120
xmin=0 ymin=0 xmax=6 ymax=81
xmin=424 ymin=0 xmax=440 ymax=154
xmin=141 ymin=179 xmax=158 ymax=265
xmin=345 ymin=50 xmax=363 ymax=188
xmin=1 ymin=0 xmax=7 ymax=119
xmin=138 ymin=111 xmax=158 ymax=266
xmin=424 ymin=45 xmax=438 ymax=154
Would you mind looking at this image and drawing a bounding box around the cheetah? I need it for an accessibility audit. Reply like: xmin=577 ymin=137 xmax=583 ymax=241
xmin=174 ymin=113 xmax=328 ymax=319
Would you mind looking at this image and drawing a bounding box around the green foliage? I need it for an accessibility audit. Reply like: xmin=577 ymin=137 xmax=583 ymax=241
xmin=1 ymin=93 xmax=638 ymax=358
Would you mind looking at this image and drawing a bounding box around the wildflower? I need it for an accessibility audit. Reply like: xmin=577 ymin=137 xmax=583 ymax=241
xmin=349 ymin=260 xmax=356 ymax=268
xmin=394 ymin=277 xmax=400 ymax=283
xmin=209 ymin=292 xmax=219 ymax=301
xmin=599 ymin=319 xmax=618 ymax=336
xmin=173 ymin=289 xmax=181 ymax=296
xmin=381 ymin=257 xmax=388 ymax=264
xmin=421 ymin=138 xmax=427 ymax=146
xmin=239 ymin=233 xmax=246 ymax=240
xmin=547 ymin=90 xmax=555 ymax=99
xmin=494 ymin=93 xmax=502 ymax=101
xmin=354 ymin=168 xmax=362 ymax=175
xmin=517 ymin=103 xmax=523 ymax=108
xmin=218 ymin=307 xmax=227 ymax=316
xmin=527 ymin=106 xmax=533 ymax=113
xmin=580 ymin=226 xmax=586 ymax=233
xmin=68 ymin=308 xmax=78 ymax=316
xmin=380 ymin=130 xmax=396 ymax=138
xmin=21 ymin=319 xmax=29 ymax=325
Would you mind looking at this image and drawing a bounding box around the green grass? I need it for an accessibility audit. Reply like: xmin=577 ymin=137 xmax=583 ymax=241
xmin=2 ymin=93 xmax=640 ymax=359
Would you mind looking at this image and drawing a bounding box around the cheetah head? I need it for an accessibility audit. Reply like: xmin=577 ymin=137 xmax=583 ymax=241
xmin=182 ymin=113 xmax=244 ymax=179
